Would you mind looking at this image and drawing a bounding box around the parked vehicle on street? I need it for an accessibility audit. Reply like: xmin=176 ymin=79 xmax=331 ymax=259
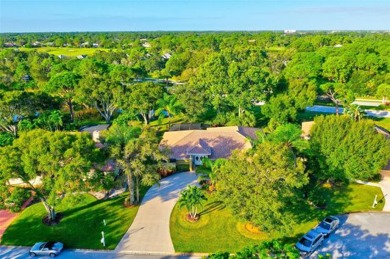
xmin=315 ymin=216 xmax=340 ymax=237
xmin=29 ymin=241 xmax=64 ymax=257
xmin=296 ymin=229 xmax=324 ymax=257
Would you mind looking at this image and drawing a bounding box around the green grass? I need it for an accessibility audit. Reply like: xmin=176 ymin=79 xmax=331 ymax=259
xmin=17 ymin=47 xmax=111 ymax=57
xmin=1 ymin=191 xmax=146 ymax=250
xmin=170 ymin=183 xmax=384 ymax=253
xmin=369 ymin=117 xmax=390 ymax=130
xmin=170 ymin=194 xmax=267 ymax=253
xmin=296 ymin=111 xmax=331 ymax=123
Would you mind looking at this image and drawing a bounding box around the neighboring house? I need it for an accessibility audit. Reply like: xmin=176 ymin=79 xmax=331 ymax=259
xmin=77 ymin=55 xmax=87 ymax=59
xmin=160 ymin=126 xmax=259 ymax=170
xmin=80 ymin=124 xmax=118 ymax=175
xmin=301 ymin=121 xmax=316 ymax=140
xmin=80 ymin=124 xmax=110 ymax=144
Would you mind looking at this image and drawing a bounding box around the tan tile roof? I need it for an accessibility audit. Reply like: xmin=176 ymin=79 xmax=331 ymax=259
xmin=161 ymin=126 xmax=255 ymax=160
xmin=301 ymin=121 xmax=315 ymax=139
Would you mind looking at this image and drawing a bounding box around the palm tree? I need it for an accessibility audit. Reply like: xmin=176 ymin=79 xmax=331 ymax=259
xmin=196 ymin=157 xmax=225 ymax=188
xmin=155 ymin=93 xmax=182 ymax=128
xmin=178 ymin=185 xmax=207 ymax=220
xmin=344 ymin=104 xmax=365 ymax=121
xmin=267 ymin=123 xmax=309 ymax=163
xmin=48 ymin=110 xmax=63 ymax=131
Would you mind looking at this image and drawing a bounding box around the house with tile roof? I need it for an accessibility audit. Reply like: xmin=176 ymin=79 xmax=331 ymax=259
xmin=160 ymin=126 xmax=259 ymax=170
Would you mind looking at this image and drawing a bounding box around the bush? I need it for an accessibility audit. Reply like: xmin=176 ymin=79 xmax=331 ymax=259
xmin=5 ymin=188 xmax=31 ymax=212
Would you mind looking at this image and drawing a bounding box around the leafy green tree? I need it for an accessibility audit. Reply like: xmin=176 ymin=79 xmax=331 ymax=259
xmin=77 ymin=60 xmax=121 ymax=123
xmin=376 ymin=83 xmax=390 ymax=103
xmin=178 ymin=185 xmax=207 ymax=220
xmin=45 ymin=71 xmax=80 ymax=122
xmin=261 ymin=94 xmax=297 ymax=124
xmin=310 ymin=115 xmax=390 ymax=181
xmin=0 ymin=132 xmax=14 ymax=147
xmin=0 ymin=91 xmax=53 ymax=136
xmin=0 ymin=130 xmax=101 ymax=222
xmin=122 ymin=82 xmax=164 ymax=125
xmin=216 ymin=142 xmax=308 ymax=233
xmin=33 ymin=110 xmax=63 ymax=131
xmin=208 ymin=239 xmax=299 ymax=259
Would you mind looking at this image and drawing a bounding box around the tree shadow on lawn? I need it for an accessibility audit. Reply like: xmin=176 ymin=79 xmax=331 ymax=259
xmin=283 ymin=183 xmax=356 ymax=243
xmin=1 ymin=195 xmax=131 ymax=249
xmin=198 ymin=201 xmax=226 ymax=216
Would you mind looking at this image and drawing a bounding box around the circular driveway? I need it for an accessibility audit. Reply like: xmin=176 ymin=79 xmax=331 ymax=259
xmin=313 ymin=213 xmax=390 ymax=258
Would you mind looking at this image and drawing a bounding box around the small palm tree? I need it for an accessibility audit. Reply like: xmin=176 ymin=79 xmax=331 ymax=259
xmin=178 ymin=185 xmax=207 ymax=220
xmin=155 ymin=93 xmax=182 ymax=128
xmin=196 ymin=157 xmax=225 ymax=188
xmin=344 ymin=104 xmax=365 ymax=121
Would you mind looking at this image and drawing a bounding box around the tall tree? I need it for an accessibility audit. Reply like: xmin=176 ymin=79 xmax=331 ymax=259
xmin=78 ymin=61 xmax=121 ymax=123
xmin=122 ymin=82 xmax=164 ymax=125
xmin=310 ymin=115 xmax=390 ymax=181
xmin=0 ymin=130 xmax=101 ymax=222
xmin=45 ymin=71 xmax=80 ymax=122
xmin=106 ymin=125 xmax=168 ymax=205
xmin=216 ymin=142 xmax=308 ymax=233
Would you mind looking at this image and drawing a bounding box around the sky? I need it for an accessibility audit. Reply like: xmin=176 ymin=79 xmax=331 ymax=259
xmin=0 ymin=0 xmax=389 ymax=32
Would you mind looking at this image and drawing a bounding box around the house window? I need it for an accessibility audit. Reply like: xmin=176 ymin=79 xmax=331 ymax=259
xmin=195 ymin=156 xmax=199 ymax=161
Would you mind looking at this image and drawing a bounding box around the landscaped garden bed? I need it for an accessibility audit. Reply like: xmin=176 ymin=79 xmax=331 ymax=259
xmin=170 ymin=183 xmax=384 ymax=253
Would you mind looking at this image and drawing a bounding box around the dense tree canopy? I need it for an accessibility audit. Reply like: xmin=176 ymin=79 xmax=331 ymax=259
xmin=310 ymin=115 xmax=390 ymax=181
xmin=216 ymin=142 xmax=308 ymax=232
xmin=0 ymin=129 xmax=102 ymax=221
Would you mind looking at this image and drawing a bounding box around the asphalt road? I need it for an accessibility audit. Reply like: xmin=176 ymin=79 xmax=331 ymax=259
xmin=305 ymin=105 xmax=390 ymax=118
xmin=312 ymin=213 xmax=390 ymax=258
xmin=0 ymin=246 xmax=200 ymax=259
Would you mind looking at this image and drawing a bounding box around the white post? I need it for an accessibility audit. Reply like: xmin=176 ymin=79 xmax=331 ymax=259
xmin=372 ymin=195 xmax=378 ymax=208
xmin=101 ymin=231 xmax=105 ymax=247
xmin=103 ymin=219 xmax=106 ymax=226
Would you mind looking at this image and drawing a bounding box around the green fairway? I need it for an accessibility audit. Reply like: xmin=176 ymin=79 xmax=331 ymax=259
xmin=170 ymin=183 xmax=384 ymax=253
xmin=1 ymin=193 xmax=143 ymax=250
xmin=17 ymin=47 xmax=111 ymax=57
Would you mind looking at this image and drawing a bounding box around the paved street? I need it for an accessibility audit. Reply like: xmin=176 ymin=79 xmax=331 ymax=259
xmin=313 ymin=213 xmax=390 ymax=258
xmin=0 ymin=246 xmax=200 ymax=259
xmin=116 ymin=172 xmax=198 ymax=254
xmin=305 ymin=105 xmax=390 ymax=118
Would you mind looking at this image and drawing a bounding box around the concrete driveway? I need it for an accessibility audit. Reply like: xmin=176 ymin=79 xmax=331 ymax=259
xmin=116 ymin=171 xmax=198 ymax=254
xmin=313 ymin=213 xmax=390 ymax=258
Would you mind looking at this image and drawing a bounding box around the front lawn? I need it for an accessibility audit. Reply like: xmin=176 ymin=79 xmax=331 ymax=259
xmin=1 ymin=192 xmax=144 ymax=249
xmin=170 ymin=183 xmax=384 ymax=253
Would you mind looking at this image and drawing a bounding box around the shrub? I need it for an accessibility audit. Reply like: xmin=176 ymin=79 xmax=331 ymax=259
xmin=5 ymin=188 xmax=31 ymax=212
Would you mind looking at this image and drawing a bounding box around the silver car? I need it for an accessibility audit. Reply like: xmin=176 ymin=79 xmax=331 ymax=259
xmin=315 ymin=216 xmax=340 ymax=237
xmin=29 ymin=241 xmax=64 ymax=257
xmin=296 ymin=229 xmax=324 ymax=257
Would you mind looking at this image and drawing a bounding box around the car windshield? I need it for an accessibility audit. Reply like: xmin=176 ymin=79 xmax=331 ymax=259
xmin=44 ymin=242 xmax=55 ymax=249
xmin=325 ymin=217 xmax=333 ymax=223
xmin=319 ymin=222 xmax=331 ymax=230
xmin=299 ymin=237 xmax=312 ymax=247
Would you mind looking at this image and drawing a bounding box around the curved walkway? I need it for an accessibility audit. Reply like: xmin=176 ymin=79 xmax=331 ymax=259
xmin=116 ymin=171 xmax=198 ymax=254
